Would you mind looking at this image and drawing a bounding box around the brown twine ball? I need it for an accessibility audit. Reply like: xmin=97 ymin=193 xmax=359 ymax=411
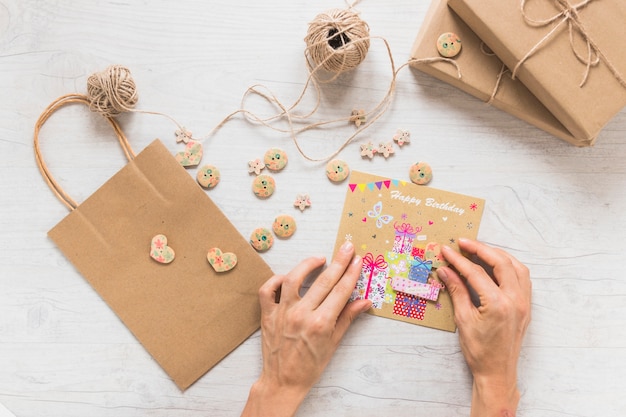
xmin=86 ymin=65 xmax=138 ymax=117
xmin=304 ymin=8 xmax=370 ymax=73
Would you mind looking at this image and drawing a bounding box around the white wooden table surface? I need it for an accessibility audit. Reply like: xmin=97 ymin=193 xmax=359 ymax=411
xmin=1 ymin=1 xmax=625 ymax=416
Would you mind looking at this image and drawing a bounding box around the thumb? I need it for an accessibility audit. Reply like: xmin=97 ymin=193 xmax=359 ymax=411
xmin=333 ymin=299 xmax=371 ymax=342
xmin=437 ymin=267 xmax=474 ymax=317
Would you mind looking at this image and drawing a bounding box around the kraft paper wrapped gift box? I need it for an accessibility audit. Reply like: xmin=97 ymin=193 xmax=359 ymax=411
xmin=410 ymin=0 xmax=588 ymax=146
xmin=447 ymin=0 xmax=626 ymax=143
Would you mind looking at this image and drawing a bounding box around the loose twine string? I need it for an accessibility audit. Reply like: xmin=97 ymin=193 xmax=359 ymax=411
xmin=38 ymin=2 xmax=463 ymax=164
xmin=35 ymin=0 xmax=523 ymax=175
xmin=204 ymin=3 xmax=463 ymax=162
xmin=206 ymin=4 xmax=397 ymax=162
xmin=513 ymin=0 xmax=626 ymax=88
xmin=33 ymin=93 xmax=136 ymax=211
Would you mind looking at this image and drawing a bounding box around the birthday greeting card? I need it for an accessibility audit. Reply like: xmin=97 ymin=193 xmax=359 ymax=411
xmin=333 ymin=171 xmax=485 ymax=332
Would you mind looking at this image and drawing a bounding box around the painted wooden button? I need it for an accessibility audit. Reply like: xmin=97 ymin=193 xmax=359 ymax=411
xmin=409 ymin=161 xmax=433 ymax=185
xmin=249 ymin=227 xmax=274 ymax=251
xmin=150 ymin=234 xmax=175 ymax=264
xmin=264 ymin=148 xmax=288 ymax=171
xmin=207 ymin=247 xmax=237 ymax=272
xmin=272 ymin=214 xmax=297 ymax=238
xmin=252 ymin=174 xmax=276 ymax=198
xmin=378 ymin=142 xmax=395 ymax=158
xmin=248 ymin=158 xmax=265 ymax=175
xmin=325 ymin=159 xmax=350 ymax=182
xmin=175 ymin=140 xmax=203 ymax=167
xmin=424 ymin=242 xmax=448 ymax=268
xmin=294 ymin=193 xmax=311 ymax=211
xmin=196 ymin=164 xmax=220 ymax=188
xmin=436 ymin=32 xmax=462 ymax=58
xmin=393 ymin=129 xmax=411 ymax=146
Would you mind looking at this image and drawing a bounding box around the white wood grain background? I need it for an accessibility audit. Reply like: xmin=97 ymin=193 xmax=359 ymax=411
xmin=1 ymin=1 xmax=625 ymax=416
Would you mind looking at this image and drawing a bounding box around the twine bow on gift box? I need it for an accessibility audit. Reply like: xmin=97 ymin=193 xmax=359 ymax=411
xmin=362 ymin=253 xmax=388 ymax=300
xmin=514 ymin=0 xmax=626 ymax=88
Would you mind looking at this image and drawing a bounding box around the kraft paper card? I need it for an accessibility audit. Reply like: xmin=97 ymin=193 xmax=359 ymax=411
xmin=448 ymin=0 xmax=626 ymax=142
xmin=410 ymin=0 xmax=590 ymax=146
xmin=47 ymin=139 xmax=274 ymax=390
xmin=333 ymin=171 xmax=485 ymax=332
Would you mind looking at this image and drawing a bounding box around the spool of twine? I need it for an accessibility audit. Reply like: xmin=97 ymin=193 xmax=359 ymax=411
xmin=84 ymin=65 xmax=197 ymax=140
xmin=86 ymin=65 xmax=138 ymax=117
xmin=304 ymin=8 xmax=370 ymax=74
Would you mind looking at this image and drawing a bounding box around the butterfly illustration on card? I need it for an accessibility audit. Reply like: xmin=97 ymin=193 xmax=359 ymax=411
xmin=367 ymin=201 xmax=393 ymax=229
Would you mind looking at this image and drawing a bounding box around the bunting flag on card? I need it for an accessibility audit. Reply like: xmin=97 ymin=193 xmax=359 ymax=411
xmin=349 ymin=179 xmax=406 ymax=193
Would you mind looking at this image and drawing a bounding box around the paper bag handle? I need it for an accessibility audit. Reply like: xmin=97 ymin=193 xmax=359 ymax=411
xmin=34 ymin=94 xmax=136 ymax=211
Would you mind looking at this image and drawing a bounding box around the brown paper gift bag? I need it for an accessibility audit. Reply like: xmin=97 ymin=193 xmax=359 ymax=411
xmin=34 ymin=94 xmax=274 ymax=390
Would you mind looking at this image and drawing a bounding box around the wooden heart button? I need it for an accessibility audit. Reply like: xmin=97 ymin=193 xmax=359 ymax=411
xmin=150 ymin=234 xmax=175 ymax=264
xmin=424 ymin=242 xmax=448 ymax=268
xmin=175 ymin=140 xmax=203 ymax=167
xmin=207 ymin=247 xmax=237 ymax=272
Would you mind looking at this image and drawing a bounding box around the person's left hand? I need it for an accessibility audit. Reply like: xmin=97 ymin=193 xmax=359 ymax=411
xmin=241 ymin=241 xmax=371 ymax=417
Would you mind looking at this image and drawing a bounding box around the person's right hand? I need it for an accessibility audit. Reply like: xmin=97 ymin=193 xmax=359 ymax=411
xmin=437 ymin=238 xmax=531 ymax=417
xmin=241 ymin=241 xmax=370 ymax=417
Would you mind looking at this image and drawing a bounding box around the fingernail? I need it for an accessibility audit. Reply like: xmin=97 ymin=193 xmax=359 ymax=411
xmin=352 ymin=254 xmax=362 ymax=266
xmin=341 ymin=240 xmax=354 ymax=253
xmin=436 ymin=268 xmax=448 ymax=282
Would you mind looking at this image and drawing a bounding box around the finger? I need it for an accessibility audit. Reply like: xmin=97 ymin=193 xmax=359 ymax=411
xmin=441 ymin=244 xmax=500 ymax=298
xmin=456 ymin=238 xmax=520 ymax=290
xmin=332 ymin=298 xmax=371 ymax=345
xmin=258 ymin=274 xmax=285 ymax=313
xmin=316 ymin=253 xmax=363 ymax=315
xmin=280 ymin=256 xmax=327 ymax=304
xmin=491 ymin=246 xmax=532 ymax=298
xmin=436 ymin=266 xmax=475 ymax=320
xmin=303 ymin=241 xmax=356 ymax=309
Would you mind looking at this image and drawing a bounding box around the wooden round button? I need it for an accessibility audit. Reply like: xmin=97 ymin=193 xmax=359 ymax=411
xmin=325 ymin=159 xmax=350 ymax=182
xmin=264 ymin=148 xmax=288 ymax=171
xmin=409 ymin=161 xmax=433 ymax=185
xmin=196 ymin=164 xmax=220 ymax=188
xmin=272 ymin=214 xmax=297 ymax=238
xmin=249 ymin=227 xmax=274 ymax=252
xmin=252 ymin=174 xmax=276 ymax=198
xmin=436 ymin=32 xmax=462 ymax=58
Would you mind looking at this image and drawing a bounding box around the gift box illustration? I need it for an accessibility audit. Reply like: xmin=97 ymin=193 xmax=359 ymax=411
xmin=393 ymin=293 xmax=428 ymax=321
xmin=392 ymin=222 xmax=420 ymax=255
xmin=351 ymin=252 xmax=389 ymax=309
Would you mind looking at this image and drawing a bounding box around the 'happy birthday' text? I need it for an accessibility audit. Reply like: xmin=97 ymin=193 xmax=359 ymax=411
xmin=390 ymin=191 xmax=465 ymax=215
